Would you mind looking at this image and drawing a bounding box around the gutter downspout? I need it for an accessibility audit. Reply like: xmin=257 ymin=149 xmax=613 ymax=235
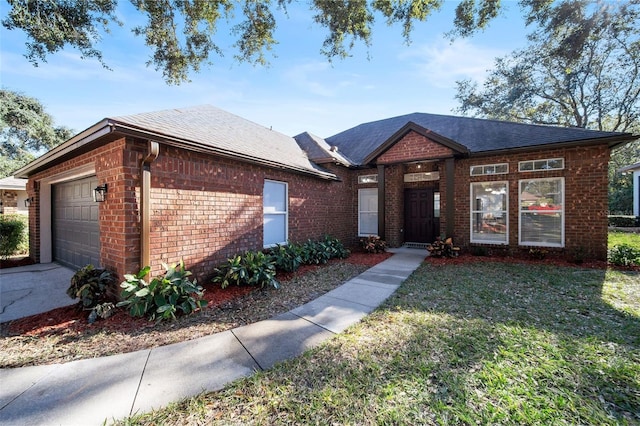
xmin=141 ymin=141 xmax=160 ymax=271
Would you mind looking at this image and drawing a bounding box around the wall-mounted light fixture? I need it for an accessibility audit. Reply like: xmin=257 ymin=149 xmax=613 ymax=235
xmin=24 ymin=197 xmax=34 ymax=207
xmin=93 ymin=184 xmax=108 ymax=202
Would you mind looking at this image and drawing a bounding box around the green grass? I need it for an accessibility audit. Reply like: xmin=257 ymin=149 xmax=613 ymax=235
xmin=609 ymin=230 xmax=640 ymax=249
xmin=119 ymin=260 xmax=639 ymax=426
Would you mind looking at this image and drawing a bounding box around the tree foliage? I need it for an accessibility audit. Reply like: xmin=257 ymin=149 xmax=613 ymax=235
xmin=0 ymin=89 xmax=73 ymax=178
xmin=455 ymin=0 xmax=640 ymax=132
xmin=3 ymin=0 xmax=563 ymax=85
xmin=454 ymin=0 xmax=640 ymax=214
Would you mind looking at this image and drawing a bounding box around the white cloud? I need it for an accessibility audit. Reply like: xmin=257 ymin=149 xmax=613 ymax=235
xmin=400 ymin=37 xmax=506 ymax=88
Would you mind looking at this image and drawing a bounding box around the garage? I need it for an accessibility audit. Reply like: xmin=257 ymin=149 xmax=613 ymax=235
xmin=52 ymin=176 xmax=101 ymax=270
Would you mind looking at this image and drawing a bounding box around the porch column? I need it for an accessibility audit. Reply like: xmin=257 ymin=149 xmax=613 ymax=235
xmin=445 ymin=157 xmax=455 ymax=237
xmin=377 ymin=164 xmax=385 ymax=239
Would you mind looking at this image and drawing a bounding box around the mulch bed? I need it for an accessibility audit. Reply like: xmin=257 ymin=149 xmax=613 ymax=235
xmin=5 ymin=251 xmax=393 ymax=337
xmin=0 ymin=256 xmax=34 ymax=269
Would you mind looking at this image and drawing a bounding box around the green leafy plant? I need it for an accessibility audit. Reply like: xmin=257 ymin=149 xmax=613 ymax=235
xmin=300 ymin=239 xmax=332 ymax=264
xmin=67 ymin=264 xmax=118 ymax=323
xmin=0 ymin=215 xmax=26 ymax=260
xmin=213 ymin=251 xmax=280 ymax=289
xmin=608 ymin=244 xmax=640 ymax=266
xmin=269 ymin=243 xmax=303 ymax=273
xmin=118 ymin=260 xmax=207 ymax=321
xmin=321 ymin=234 xmax=351 ymax=259
xmin=361 ymin=235 xmax=387 ymax=254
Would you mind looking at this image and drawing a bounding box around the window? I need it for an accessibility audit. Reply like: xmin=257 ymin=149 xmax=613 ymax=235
xmin=470 ymin=182 xmax=508 ymax=244
xmin=519 ymin=178 xmax=564 ymax=247
xmin=263 ymin=180 xmax=288 ymax=247
xmin=519 ymin=158 xmax=564 ymax=172
xmin=358 ymin=174 xmax=378 ymax=184
xmin=470 ymin=163 xmax=508 ymax=176
xmin=358 ymin=188 xmax=378 ymax=236
xmin=434 ymin=192 xmax=440 ymax=218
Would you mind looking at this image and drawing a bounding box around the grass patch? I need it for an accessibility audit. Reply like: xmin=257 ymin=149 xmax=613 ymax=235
xmin=119 ymin=261 xmax=639 ymax=425
xmin=609 ymin=231 xmax=640 ymax=249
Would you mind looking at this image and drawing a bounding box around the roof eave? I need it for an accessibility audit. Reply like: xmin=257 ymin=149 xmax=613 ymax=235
xmin=14 ymin=120 xmax=113 ymax=178
xmin=467 ymin=134 xmax=638 ymax=157
xmin=110 ymin=122 xmax=340 ymax=181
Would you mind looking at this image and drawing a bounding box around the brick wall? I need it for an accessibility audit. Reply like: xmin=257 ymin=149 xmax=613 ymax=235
xmin=454 ymin=145 xmax=610 ymax=260
xmin=136 ymin=143 xmax=353 ymax=280
xmin=377 ymin=131 xmax=454 ymax=164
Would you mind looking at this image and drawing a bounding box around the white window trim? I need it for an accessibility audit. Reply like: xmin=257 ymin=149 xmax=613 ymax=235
xmin=518 ymin=158 xmax=564 ymax=172
xmin=470 ymin=163 xmax=509 ymax=176
xmin=358 ymin=188 xmax=378 ymax=237
xmin=470 ymin=181 xmax=509 ymax=245
xmin=518 ymin=177 xmax=565 ymax=248
xmin=263 ymin=179 xmax=288 ymax=248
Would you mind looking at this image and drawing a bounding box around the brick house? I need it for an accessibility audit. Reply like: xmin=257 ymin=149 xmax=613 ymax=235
xmin=15 ymin=105 xmax=637 ymax=279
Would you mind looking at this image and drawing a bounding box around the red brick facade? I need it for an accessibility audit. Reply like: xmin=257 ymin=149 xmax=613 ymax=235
xmin=25 ymin=126 xmax=614 ymax=280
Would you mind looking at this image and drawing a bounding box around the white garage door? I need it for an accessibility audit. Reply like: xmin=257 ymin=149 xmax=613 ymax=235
xmin=52 ymin=176 xmax=100 ymax=269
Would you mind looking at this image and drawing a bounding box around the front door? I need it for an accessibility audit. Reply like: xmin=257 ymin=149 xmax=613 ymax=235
xmin=404 ymin=188 xmax=435 ymax=243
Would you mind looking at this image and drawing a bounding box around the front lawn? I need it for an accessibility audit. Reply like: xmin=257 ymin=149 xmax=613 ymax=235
xmin=121 ymin=260 xmax=640 ymax=425
xmin=609 ymin=230 xmax=640 ymax=249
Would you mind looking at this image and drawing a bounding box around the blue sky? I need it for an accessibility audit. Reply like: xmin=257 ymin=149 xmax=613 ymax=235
xmin=0 ymin=1 xmax=529 ymax=138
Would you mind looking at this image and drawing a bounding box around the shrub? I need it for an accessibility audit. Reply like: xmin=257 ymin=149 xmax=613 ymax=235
xmin=118 ymin=260 xmax=207 ymax=321
xmin=426 ymin=237 xmax=460 ymax=258
xmin=213 ymin=251 xmax=280 ymax=289
xmin=361 ymin=235 xmax=387 ymax=253
xmin=321 ymin=235 xmax=350 ymax=259
xmin=608 ymin=244 xmax=640 ymax=266
xmin=67 ymin=264 xmax=118 ymax=322
xmin=269 ymin=243 xmax=303 ymax=273
xmin=608 ymin=215 xmax=639 ymax=227
xmin=0 ymin=215 xmax=26 ymax=260
xmin=300 ymin=239 xmax=332 ymax=264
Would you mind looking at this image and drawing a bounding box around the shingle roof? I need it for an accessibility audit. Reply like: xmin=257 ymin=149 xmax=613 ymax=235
xmin=0 ymin=176 xmax=27 ymax=190
xmin=293 ymin=131 xmax=353 ymax=166
xmin=110 ymin=105 xmax=336 ymax=179
xmin=325 ymin=112 xmax=633 ymax=165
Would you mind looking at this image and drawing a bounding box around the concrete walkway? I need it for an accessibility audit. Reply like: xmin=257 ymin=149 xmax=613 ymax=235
xmin=0 ymin=263 xmax=76 ymax=323
xmin=0 ymin=248 xmax=425 ymax=426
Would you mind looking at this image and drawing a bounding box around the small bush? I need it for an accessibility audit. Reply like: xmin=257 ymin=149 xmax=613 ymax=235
xmin=213 ymin=251 xmax=280 ymax=289
xmin=0 ymin=216 xmax=26 ymax=260
xmin=67 ymin=264 xmax=118 ymax=322
xmin=528 ymin=248 xmax=549 ymax=260
xmin=361 ymin=235 xmax=387 ymax=253
xmin=608 ymin=215 xmax=639 ymax=227
xmin=269 ymin=243 xmax=303 ymax=273
xmin=608 ymin=244 xmax=640 ymax=266
xmin=321 ymin=235 xmax=351 ymax=260
xmin=118 ymin=260 xmax=207 ymax=321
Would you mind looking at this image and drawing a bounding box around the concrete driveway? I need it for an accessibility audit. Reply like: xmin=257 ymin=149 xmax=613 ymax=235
xmin=0 ymin=263 xmax=75 ymax=323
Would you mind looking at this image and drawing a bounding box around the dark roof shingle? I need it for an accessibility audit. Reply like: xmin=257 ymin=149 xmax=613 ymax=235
xmin=325 ymin=112 xmax=631 ymax=165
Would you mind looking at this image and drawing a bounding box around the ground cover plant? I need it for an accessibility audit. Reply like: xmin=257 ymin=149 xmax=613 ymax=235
xmin=120 ymin=259 xmax=639 ymax=425
xmin=0 ymin=252 xmax=390 ymax=368
xmin=609 ymin=230 xmax=640 ymax=267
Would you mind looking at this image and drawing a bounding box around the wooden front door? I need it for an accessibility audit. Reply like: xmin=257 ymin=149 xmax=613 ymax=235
xmin=404 ymin=188 xmax=435 ymax=243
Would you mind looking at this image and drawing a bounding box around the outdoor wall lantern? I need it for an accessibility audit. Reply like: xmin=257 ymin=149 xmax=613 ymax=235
xmin=93 ymin=184 xmax=108 ymax=202
xmin=24 ymin=197 xmax=34 ymax=207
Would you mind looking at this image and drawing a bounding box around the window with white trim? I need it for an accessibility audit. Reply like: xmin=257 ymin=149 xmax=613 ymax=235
xmin=434 ymin=192 xmax=441 ymax=218
xmin=470 ymin=182 xmax=508 ymax=244
xmin=519 ymin=177 xmax=564 ymax=247
xmin=358 ymin=188 xmax=378 ymax=236
xmin=470 ymin=163 xmax=508 ymax=176
xmin=519 ymin=158 xmax=564 ymax=172
xmin=263 ymin=180 xmax=288 ymax=247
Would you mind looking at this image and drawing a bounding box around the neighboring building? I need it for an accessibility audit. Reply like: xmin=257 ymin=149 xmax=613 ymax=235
xmin=619 ymin=161 xmax=640 ymax=217
xmin=0 ymin=176 xmax=28 ymax=216
xmin=15 ymin=105 xmax=637 ymax=278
